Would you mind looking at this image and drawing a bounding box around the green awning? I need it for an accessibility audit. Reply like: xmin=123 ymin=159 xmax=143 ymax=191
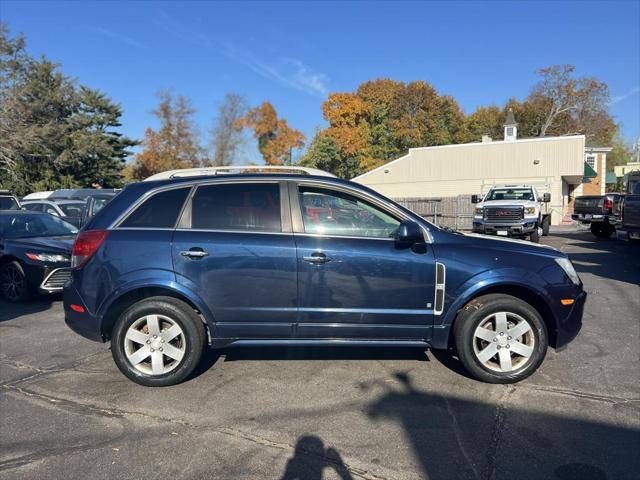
xmin=605 ymin=172 xmax=617 ymax=184
xmin=584 ymin=161 xmax=597 ymax=178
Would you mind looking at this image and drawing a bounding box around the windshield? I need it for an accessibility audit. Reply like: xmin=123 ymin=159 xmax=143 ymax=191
xmin=0 ymin=196 xmax=19 ymax=210
xmin=485 ymin=188 xmax=534 ymax=201
xmin=0 ymin=213 xmax=78 ymax=239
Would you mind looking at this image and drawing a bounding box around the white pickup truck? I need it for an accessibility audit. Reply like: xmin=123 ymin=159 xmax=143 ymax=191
xmin=471 ymin=185 xmax=552 ymax=243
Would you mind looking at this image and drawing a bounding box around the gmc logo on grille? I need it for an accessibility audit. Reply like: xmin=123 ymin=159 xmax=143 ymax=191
xmin=497 ymin=210 xmax=510 ymax=216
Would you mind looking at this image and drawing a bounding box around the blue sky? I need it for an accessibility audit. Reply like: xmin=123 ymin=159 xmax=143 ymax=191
xmin=2 ymin=0 xmax=639 ymax=161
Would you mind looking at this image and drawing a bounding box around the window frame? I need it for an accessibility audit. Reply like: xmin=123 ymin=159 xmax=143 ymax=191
xmin=289 ymin=181 xmax=417 ymax=241
xmin=585 ymin=154 xmax=597 ymax=170
xmin=176 ymin=180 xmax=291 ymax=234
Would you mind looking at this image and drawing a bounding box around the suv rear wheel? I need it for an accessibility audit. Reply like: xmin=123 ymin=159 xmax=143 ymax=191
xmin=454 ymin=294 xmax=548 ymax=383
xmin=111 ymin=296 xmax=206 ymax=387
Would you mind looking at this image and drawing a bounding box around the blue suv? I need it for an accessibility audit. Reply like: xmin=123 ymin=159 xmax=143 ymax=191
xmin=63 ymin=174 xmax=585 ymax=386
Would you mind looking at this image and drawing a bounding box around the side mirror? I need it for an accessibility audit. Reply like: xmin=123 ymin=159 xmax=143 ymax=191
xmin=395 ymin=220 xmax=424 ymax=244
xmin=543 ymin=193 xmax=551 ymax=203
xmin=471 ymin=194 xmax=480 ymax=204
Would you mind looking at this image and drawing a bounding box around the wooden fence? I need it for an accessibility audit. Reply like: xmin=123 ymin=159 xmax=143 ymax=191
xmin=394 ymin=195 xmax=475 ymax=230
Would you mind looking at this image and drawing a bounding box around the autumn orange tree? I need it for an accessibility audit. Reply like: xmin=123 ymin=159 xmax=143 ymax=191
xmin=239 ymin=102 xmax=305 ymax=165
xmin=304 ymin=79 xmax=469 ymax=177
xmin=129 ymin=91 xmax=202 ymax=180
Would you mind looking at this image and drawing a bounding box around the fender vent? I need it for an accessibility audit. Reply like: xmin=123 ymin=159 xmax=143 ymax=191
xmin=434 ymin=262 xmax=446 ymax=315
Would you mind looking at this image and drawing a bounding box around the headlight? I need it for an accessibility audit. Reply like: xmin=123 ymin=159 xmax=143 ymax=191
xmin=474 ymin=207 xmax=483 ymax=216
xmin=524 ymin=207 xmax=537 ymax=215
xmin=26 ymin=253 xmax=69 ymax=263
xmin=555 ymin=257 xmax=580 ymax=285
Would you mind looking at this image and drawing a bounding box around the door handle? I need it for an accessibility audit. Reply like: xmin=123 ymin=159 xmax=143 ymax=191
xmin=303 ymin=252 xmax=331 ymax=264
xmin=180 ymin=248 xmax=209 ymax=259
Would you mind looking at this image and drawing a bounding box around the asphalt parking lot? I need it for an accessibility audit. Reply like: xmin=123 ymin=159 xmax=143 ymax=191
xmin=1 ymin=229 xmax=639 ymax=480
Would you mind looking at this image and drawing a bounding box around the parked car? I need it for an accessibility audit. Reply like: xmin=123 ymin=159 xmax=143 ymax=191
xmin=0 ymin=190 xmax=21 ymax=211
xmin=617 ymin=172 xmax=640 ymax=241
xmin=50 ymin=189 xmax=119 ymax=223
xmin=63 ymin=170 xmax=585 ymax=386
xmin=21 ymin=199 xmax=87 ymax=227
xmin=471 ymin=185 xmax=552 ymax=242
xmin=571 ymin=193 xmax=622 ymax=238
xmin=0 ymin=211 xmax=77 ymax=302
xmin=21 ymin=191 xmax=54 ymax=201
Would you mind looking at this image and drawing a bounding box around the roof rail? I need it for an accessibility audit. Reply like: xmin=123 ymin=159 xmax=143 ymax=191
xmin=144 ymin=165 xmax=336 ymax=181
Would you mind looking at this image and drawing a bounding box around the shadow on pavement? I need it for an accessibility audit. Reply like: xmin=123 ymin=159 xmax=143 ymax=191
xmin=272 ymin=371 xmax=638 ymax=480
xmin=363 ymin=372 xmax=634 ymax=480
xmin=220 ymin=345 xmax=429 ymax=362
xmin=280 ymin=435 xmax=354 ymax=480
xmin=549 ymin=231 xmax=640 ymax=286
xmin=0 ymin=296 xmax=58 ymax=322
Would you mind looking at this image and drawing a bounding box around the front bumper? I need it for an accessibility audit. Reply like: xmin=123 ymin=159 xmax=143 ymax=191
xmin=472 ymin=218 xmax=537 ymax=236
xmin=554 ymin=290 xmax=586 ymax=349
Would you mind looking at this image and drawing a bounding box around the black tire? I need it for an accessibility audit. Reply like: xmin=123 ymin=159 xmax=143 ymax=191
xmin=111 ymin=296 xmax=206 ymax=387
xmin=541 ymin=216 xmax=551 ymax=236
xmin=530 ymin=228 xmax=540 ymax=243
xmin=453 ymin=294 xmax=548 ymax=384
xmin=0 ymin=261 xmax=31 ymax=302
xmin=590 ymin=222 xmax=614 ymax=238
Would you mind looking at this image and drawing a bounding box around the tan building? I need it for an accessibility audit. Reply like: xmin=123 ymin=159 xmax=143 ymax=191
xmin=353 ymin=112 xmax=610 ymax=225
xmin=614 ymin=161 xmax=640 ymax=178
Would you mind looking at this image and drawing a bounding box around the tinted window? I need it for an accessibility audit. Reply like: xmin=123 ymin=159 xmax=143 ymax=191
xmin=0 ymin=214 xmax=78 ymax=238
xmin=121 ymin=188 xmax=189 ymax=229
xmin=191 ymin=183 xmax=281 ymax=232
xmin=0 ymin=196 xmax=19 ymax=210
xmin=299 ymin=187 xmax=399 ymax=238
xmin=23 ymin=203 xmax=42 ymax=211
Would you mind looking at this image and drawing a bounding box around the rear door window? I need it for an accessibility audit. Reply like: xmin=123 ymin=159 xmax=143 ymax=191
xmin=190 ymin=183 xmax=281 ymax=232
xmin=121 ymin=187 xmax=190 ymax=229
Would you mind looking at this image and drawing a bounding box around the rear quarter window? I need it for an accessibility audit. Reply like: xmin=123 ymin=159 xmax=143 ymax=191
xmin=120 ymin=187 xmax=190 ymax=229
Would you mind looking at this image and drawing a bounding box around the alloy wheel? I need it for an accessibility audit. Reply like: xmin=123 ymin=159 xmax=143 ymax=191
xmin=124 ymin=314 xmax=186 ymax=375
xmin=472 ymin=311 xmax=535 ymax=372
xmin=1 ymin=264 xmax=25 ymax=301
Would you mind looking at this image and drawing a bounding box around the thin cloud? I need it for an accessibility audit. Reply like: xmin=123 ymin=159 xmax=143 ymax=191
xmin=153 ymin=9 xmax=212 ymax=49
xmin=610 ymin=86 xmax=640 ymax=105
xmin=223 ymin=44 xmax=328 ymax=97
xmin=86 ymin=26 xmax=147 ymax=49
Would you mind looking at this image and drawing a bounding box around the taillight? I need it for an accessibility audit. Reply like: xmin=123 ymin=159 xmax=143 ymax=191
xmin=71 ymin=230 xmax=108 ymax=269
xmin=603 ymin=197 xmax=614 ymax=212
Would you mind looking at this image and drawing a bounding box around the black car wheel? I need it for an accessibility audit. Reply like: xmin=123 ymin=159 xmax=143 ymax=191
xmin=454 ymin=294 xmax=548 ymax=383
xmin=541 ymin=216 xmax=551 ymax=236
xmin=590 ymin=222 xmax=614 ymax=238
xmin=111 ymin=296 xmax=206 ymax=387
xmin=530 ymin=228 xmax=541 ymax=243
xmin=0 ymin=261 xmax=30 ymax=302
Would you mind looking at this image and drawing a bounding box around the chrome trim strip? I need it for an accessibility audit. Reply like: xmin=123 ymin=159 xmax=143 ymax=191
xmin=40 ymin=267 xmax=71 ymax=291
xmin=434 ymin=262 xmax=446 ymax=316
xmin=174 ymin=228 xmax=291 ymax=236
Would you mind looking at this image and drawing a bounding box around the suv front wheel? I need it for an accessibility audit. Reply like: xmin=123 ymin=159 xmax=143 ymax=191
xmin=111 ymin=296 xmax=206 ymax=387
xmin=454 ymin=294 xmax=548 ymax=383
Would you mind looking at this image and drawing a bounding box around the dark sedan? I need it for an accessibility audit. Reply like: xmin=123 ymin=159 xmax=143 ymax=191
xmin=0 ymin=211 xmax=77 ymax=302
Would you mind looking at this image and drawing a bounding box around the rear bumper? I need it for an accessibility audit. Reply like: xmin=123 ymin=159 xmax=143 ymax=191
xmin=571 ymin=213 xmax=620 ymax=225
xmin=63 ymin=283 xmax=104 ymax=342
xmin=554 ymin=290 xmax=586 ymax=350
